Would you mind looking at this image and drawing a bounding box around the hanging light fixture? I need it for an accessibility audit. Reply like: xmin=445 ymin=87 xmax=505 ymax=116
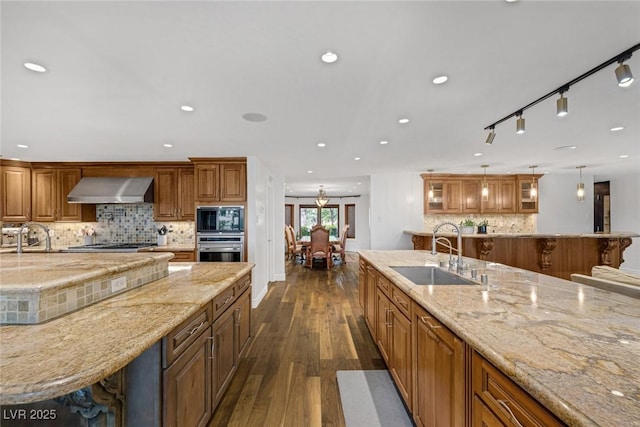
xmin=615 ymin=59 xmax=634 ymax=87
xmin=516 ymin=112 xmax=525 ymax=134
xmin=556 ymin=89 xmax=569 ymax=117
xmin=576 ymin=166 xmax=586 ymax=201
xmin=315 ymin=185 xmax=329 ymax=207
xmin=481 ymin=165 xmax=489 ymax=201
xmin=529 ymin=165 xmax=538 ymax=200
xmin=427 ymin=169 xmax=435 ymax=202
xmin=485 ymin=127 xmax=496 ymax=145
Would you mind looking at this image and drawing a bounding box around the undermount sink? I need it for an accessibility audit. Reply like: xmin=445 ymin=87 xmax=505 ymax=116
xmin=390 ymin=266 xmax=477 ymax=286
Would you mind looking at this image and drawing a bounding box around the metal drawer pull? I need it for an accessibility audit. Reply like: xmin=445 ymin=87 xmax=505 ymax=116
xmin=394 ymin=296 xmax=408 ymax=309
xmin=236 ymin=308 xmax=242 ymax=326
xmin=427 ymin=321 xmax=441 ymax=330
xmin=419 ymin=316 xmax=431 ymax=324
xmin=497 ymin=399 xmax=524 ymax=427
xmin=224 ymin=295 xmax=234 ymax=305
xmin=208 ymin=336 xmax=216 ymax=360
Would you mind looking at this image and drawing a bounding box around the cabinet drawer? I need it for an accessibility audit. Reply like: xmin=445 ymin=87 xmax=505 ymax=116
xmin=377 ymin=273 xmax=392 ymax=296
xmin=234 ymin=272 xmax=252 ymax=296
xmin=213 ymin=286 xmax=236 ymax=320
xmin=169 ymin=251 xmax=195 ymax=262
xmin=163 ymin=303 xmax=213 ymax=368
xmin=472 ymin=351 xmax=565 ymax=427
xmin=390 ymin=284 xmax=411 ymax=319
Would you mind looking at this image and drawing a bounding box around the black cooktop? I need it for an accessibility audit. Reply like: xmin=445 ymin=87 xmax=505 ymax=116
xmin=64 ymin=242 xmax=157 ymax=252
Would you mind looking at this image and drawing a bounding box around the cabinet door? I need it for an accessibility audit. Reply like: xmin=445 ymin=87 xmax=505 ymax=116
xmin=178 ymin=168 xmax=195 ymax=220
xmin=220 ymin=163 xmax=246 ymax=201
xmin=57 ymin=169 xmax=82 ymax=221
xmin=212 ymin=306 xmax=237 ymax=407
xmin=481 ymin=180 xmax=501 ymax=213
xmin=414 ymin=305 xmax=466 ymax=427
xmin=390 ymin=308 xmax=412 ymax=410
xmin=31 ymin=169 xmax=57 ymax=222
xmin=2 ymin=166 xmax=31 ymax=222
xmin=444 ymin=181 xmax=462 ymax=212
xmin=473 ymin=395 xmax=506 ymax=427
xmin=462 ymin=180 xmax=481 ymax=213
xmin=499 ymin=180 xmax=516 ymax=213
xmin=163 ymin=328 xmax=212 ymax=427
xmin=425 ymin=181 xmax=445 ymax=213
xmin=195 ymin=164 xmax=220 ymax=202
xmin=358 ymin=262 xmax=366 ymax=311
xmin=365 ymin=265 xmax=377 ymax=338
xmin=375 ymin=287 xmax=391 ymax=364
xmin=155 ymin=168 xmax=178 ymax=220
xmin=235 ymin=288 xmax=252 ymax=359
xmin=518 ymin=179 xmax=539 ymax=213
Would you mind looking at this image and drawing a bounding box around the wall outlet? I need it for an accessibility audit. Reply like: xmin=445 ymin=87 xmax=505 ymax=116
xmin=111 ymin=277 xmax=127 ymax=293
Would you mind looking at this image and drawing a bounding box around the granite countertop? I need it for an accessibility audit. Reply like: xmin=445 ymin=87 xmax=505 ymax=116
xmin=0 ymin=261 xmax=254 ymax=404
xmin=140 ymin=244 xmax=195 ymax=252
xmin=405 ymin=230 xmax=640 ymax=238
xmin=359 ymin=250 xmax=639 ymax=427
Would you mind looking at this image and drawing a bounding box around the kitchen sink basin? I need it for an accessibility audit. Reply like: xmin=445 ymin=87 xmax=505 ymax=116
xmin=390 ymin=266 xmax=476 ymax=286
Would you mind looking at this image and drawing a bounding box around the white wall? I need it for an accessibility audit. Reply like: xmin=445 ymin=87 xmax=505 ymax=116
xmin=246 ymin=157 xmax=284 ymax=308
xmin=369 ymin=172 xmax=424 ymax=250
xmin=284 ymin=194 xmax=371 ymax=252
xmin=605 ymin=173 xmax=640 ymax=273
xmin=537 ymin=173 xmax=595 ymax=233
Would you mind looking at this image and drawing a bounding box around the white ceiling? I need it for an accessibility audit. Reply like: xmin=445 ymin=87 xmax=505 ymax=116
xmin=1 ymin=1 xmax=639 ymax=197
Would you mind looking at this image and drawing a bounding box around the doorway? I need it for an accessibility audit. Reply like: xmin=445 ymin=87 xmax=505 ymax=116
xmin=594 ymin=181 xmax=610 ymax=233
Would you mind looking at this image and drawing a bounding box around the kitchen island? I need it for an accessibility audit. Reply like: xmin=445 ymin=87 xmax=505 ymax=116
xmin=0 ymin=253 xmax=254 ymax=426
xmin=405 ymin=230 xmax=638 ymax=280
xmin=359 ymin=250 xmax=639 ymax=426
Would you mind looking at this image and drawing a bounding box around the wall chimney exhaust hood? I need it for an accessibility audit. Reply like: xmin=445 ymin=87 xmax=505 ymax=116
xmin=67 ymin=177 xmax=154 ymax=204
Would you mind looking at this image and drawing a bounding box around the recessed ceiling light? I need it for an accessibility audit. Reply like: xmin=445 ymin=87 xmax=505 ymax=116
xmin=17 ymin=144 xmax=29 ymax=149
xmin=180 ymin=105 xmax=194 ymax=112
xmin=473 ymin=152 xmax=483 ymax=157
xmin=307 ymin=170 xmax=313 ymax=174
xmin=553 ymin=145 xmax=577 ymax=151
xmin=321 ymin=51 xmax=338 ymax=64
xmin=10 ymin=158 xmax=20 ymax=161
xmin=242 ymin=112 xmax=267 ymax=122
xmin=379 ymin=140 xmax=389 ymax=145
xmin=432 ymin=75 xmax=448 ymax=85
xmin=317 ymin=143 xmax=326 ymax=148
xmin=610 ymin=126 xmax=624 ymax=132
xmin=24 ymin=62 xmax=46 ymax=73
xmin=163 ymin=144 xmax=173 ymax=148
xmin=398 ymin=118 xmax=409 ymax=124
xmin=354 ymin=157 xmax=361 ymax=161
xmin=619 ymin=154 xmax=629 ymax=158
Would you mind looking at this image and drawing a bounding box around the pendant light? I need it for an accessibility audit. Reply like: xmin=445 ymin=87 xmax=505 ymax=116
xmin=481 ymin=165 xmax=489 ymax=201
xmin=427 ymin=169 xmax=435 ymax=202
xmin=529 ymin=165 xmax=538 ymax=200
xmin=315 ymin=185 xmax=329 ymax=207
xmin=516 ymin=112 xmax=525 ymax=134
xmin=556 ymin=90 xmax=568 ymax=117
xmin=576 ymin=166 xmax=586 ymax=202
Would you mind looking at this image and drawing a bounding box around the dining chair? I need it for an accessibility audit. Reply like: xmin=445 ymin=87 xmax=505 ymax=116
xmin=305 ymin=224 xmax=332 ymax=269
xmin=285 ymin=225 xmax=303 ymax=262
xmin=332 ymin=224 xmax=349 ymax=264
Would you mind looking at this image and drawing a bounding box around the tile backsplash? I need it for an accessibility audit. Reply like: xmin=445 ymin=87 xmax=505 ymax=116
xmin=423 ymin=213 xmax=536 ymax=234
xmin=1 ymin=204 xmax=195 ymax=247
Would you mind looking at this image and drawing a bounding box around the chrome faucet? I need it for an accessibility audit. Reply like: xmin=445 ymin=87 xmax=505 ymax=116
xmin=16 ymin=222 xmax=52 ymax=253
xmin=432 ymin=222 xmax=463 ymax=272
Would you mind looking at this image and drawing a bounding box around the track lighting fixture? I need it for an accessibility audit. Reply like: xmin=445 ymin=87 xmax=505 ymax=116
xmin=427 ymin=169 xmax=435 ymax=202
xmin=485 ymin=128 xmax=496 ymax=145
xmin=529 ymin=165 xmax=538 ymax=200
xmin=483 ymin=43 xmax=639 ymax=143
xmin=556 ymin=91 xmax=568 ymax=117
xmin=576 ymin=166 xmax=586 ymax=202
xmin=481 ymin=165 xmax=489 ymax=202
xmin=615 ymin=60 xmax=634 ymax=87
xmin=516 ymin=113 xmax=525 ymax=134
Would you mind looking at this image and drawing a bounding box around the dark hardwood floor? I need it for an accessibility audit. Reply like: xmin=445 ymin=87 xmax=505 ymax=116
xmin=208 ymin=253 xmax=385 ymax=427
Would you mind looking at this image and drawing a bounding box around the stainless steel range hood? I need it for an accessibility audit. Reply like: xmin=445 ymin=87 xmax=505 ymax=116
xmin=67 ymin=177 xmax=154 ymax=204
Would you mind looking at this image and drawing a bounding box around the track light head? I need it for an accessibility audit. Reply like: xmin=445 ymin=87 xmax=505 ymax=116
xmin=485 ymin=128 xmax=496 ymax=145
xmin=615 ymin=61 xmax=634 ymax=87
xmin=556 ymin=93 xmax=568 ymax=117
xmin=516 ymin=114 xmax=525 ymax=134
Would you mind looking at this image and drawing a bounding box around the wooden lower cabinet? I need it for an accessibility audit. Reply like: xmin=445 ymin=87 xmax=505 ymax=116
xmin=358 ymin=260 xmax=366 ymax=310
xmin=212 ymin=304 xmax=237 ymax=407
xmin=473 ymin=395 xmax=506 ymax=427
xmin=365 ymin=264 xmax=377 ymax=336
xmin=413 ymin=302 xmax=466 ymax=427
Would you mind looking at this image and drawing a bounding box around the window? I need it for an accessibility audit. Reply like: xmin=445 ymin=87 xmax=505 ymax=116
xmin=299 ymin=205 xmax=339 ymax=238
xmin=285 ymin=204 xmax=294 ymax=228
xmin=345 ymin=204 xmax=356 ymax=238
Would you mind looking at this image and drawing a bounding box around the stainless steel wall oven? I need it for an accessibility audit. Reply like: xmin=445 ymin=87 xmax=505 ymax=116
xmin=196 ymin=206 xmax=245 ymax=262
xmin=197 ymin=233 xmax=244 ymax=262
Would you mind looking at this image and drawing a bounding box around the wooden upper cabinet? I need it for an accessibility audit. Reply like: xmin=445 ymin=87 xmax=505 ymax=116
xmin=191 ymin=158 xmax=247 ymax=203
xmin=1 ymin=163 xmax=32 ymax=222
xmin=154 ymin=167 xmax=195 ymax=221
xmin=517 ymin=177 xmax=540 ymax=213
xmin=461 ymin=180 xmax=481 ymax=213
xmin=32 ymin=168 xmax=94 ymax=222
xmin=220 ymin=163 xmax=246 ymax=202
xmin=423 ymin=179 xmax=462 ymax=213
xmin=481 ymin=179 xmax=516 ymax=214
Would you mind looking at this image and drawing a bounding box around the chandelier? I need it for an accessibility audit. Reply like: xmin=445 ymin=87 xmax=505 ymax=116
xmin=315 ymin=185 xmax=329 ymax=208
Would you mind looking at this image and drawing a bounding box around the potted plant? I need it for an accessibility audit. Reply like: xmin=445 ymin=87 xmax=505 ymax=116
xmin=460 ymin=219 xmax=475 ymax=234
xmin=477 ymin=219 xmax=489 ymax=234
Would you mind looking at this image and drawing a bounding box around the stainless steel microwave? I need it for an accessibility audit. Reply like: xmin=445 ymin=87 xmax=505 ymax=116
xmin=196 ymin=206 xmax=245 ymax=233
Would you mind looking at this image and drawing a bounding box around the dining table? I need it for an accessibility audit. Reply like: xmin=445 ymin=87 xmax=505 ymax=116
xmin=296 ymin=235 xmax=341 ymax=265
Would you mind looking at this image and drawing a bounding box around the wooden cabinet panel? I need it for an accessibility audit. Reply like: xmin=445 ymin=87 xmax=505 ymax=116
xmin=482 ymin=180 xmax=516 ymax=214
xmin=220 ymin=163 xmax=246 ymax=202
xmin=444 ymin=181 xmax=462 ymax=212
xmin=390 ymin=307 xmax=412 ymax=410
xmin=163 ymin=303 xmax=213 ymax=368
xmin=235 ymin=288 xmax=252 ymax=358
xmin=472 ymin=351 xmax=565 ymax=427
xmin=358 ymin=260 xmax=366 ymax=310
xmin=365 ymin=265 xmax=377 ymax=337
xmin=212 ymin=306 xmax=237 ymax=407
xmin=413 ymin=303 xmax=466 ymax=427
xmin=155 ymin=168 xmax=179 ymax=220
xmin=178 ymin=168 xmax=195 ymax=220
xmin=518 ymin=178 xmax=539 ymax=213
xmin=163 ymin=327 xmax=212 ymax=427
xmin=1 ymin=164 xmax=31 ymax=222
xmin=473 ymin=395 xmax=506 ymax=427
xmin=31 ymin=168 xmax=91 ymax=222
xmin=376 ymin=287 xmax=391 ymax=364
xmin=462 ymin=180 xmax=481 ymax=213
xmin=194 ymin=164 xmax=220 ymax=202
xmin=58 ymin=169 xmax=84 ymax=220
